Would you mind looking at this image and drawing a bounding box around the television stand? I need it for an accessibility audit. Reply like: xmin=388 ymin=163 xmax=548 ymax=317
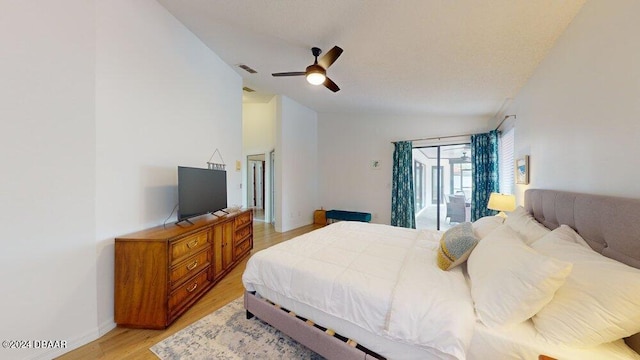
xmin=115 ymin=209 xmax=253 ymax=329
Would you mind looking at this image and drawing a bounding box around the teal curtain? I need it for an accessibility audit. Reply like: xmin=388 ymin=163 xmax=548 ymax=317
xmin=471 ymin=130 xmax=499 ymax=221
xmin=391 ymin=141 xmax=416 ymax=228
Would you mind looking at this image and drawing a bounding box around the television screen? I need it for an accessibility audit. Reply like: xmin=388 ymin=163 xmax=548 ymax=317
xmin=177 ymin=166 xmax=227 ymax=221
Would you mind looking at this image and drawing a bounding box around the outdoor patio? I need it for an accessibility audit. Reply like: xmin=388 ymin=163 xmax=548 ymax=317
xmin=415 ymin=203 xmax=471 ymax=231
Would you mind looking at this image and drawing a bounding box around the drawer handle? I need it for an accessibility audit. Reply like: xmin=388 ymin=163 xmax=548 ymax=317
xmin=186 ymin=261 xmax=198 ymax=271
xmin=187 ymin=239 xmax=199 ymax=249
xmin=187 ymin=282 xmax=198 ymax=293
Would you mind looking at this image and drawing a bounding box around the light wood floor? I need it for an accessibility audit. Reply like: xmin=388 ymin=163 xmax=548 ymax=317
xmin=57 ymin=222 xmax=323 ymax=360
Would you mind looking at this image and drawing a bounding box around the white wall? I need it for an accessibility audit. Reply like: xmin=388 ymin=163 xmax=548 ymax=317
xmin=317 ymin=113 xmax=489 ymax=224
xmin=0 ymin=0 xmax=242 ymax=359
xmin=243 ymin=100 xmax=277 ymax=156
xmin=242 ymin=99 xmax=277 ymax=222
xmin=96 ymin=0 xmax=242 ymax=338
xmin=0 ymin=1 xmax=97 ymax=359
xmin=276 ymin=96 xmax=319 ymax=232
xmin=506 ymin=0 xmax=640 ymax=202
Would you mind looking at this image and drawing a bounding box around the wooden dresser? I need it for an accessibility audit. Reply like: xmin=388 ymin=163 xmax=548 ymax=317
xmin=114 ymin=209 xmax=253 ymax=329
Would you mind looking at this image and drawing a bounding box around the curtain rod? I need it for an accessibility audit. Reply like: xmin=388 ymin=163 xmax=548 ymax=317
xmin=391 ymin=114 xmax=516 ymax=143
xmin=494 ymin=114 xmax=516 ymax=131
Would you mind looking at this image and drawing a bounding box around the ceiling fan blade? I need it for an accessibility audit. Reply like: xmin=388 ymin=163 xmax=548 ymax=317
xmin=318 ymin=46 xmax=343 ymax=69
xmin=323 ymin=77 xmax=340 ymax=92
xmin=272 ymin=71 xmax=305 ymax=77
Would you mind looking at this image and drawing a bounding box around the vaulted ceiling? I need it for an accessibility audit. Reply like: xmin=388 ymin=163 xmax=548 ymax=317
xmin=157 ymin=0 xmax=585 ymax=121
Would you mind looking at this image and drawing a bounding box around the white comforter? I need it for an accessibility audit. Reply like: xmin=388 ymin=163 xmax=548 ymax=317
xmin=242 ymin=221 xmax=475 ymax=359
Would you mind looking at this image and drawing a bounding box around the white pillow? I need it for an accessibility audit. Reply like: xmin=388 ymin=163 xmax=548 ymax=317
xmin=467 ymin=225 xmax=572 ymax=328
xmin=472 ymin=216 xmax=504 ymax=239
xmin=531 ymin=225 xmax=640 ymax=347
xmin=504 ymin=206 xmax=550 ymax=244
xmin=530 ymin=224 xmax=590 ymax=249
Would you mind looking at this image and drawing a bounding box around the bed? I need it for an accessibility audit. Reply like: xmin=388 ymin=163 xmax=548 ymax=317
xmin=242 ymin=189 xmax=640 ymax=359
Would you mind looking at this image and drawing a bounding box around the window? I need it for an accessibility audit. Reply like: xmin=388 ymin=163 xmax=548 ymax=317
xmin=499 ymin=128 xmax=515 ymax=194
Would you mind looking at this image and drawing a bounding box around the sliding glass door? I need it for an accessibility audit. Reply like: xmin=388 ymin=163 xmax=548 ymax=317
xmin=413 ymin=144 xmax=472 ymax=230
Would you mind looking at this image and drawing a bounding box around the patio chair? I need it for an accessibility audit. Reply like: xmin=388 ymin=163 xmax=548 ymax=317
xmin=446 ymin=194 xmax=467 ymax=223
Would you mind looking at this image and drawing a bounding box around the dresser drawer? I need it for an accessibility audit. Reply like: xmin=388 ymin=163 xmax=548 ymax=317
xmin=234 ymin=238 xmax=252 ymax=260
xmin=234 ymin=211 xmax=252 ymax=227
xmin=169 ymin=249 xmax=211 ymax=289
xmin=234 ymin=225 xmax=251 ymax=244
xmin=168 ymin=270 xmax=210 ymax=315
xmin=170 ymin=230 xmax=209 ymax=264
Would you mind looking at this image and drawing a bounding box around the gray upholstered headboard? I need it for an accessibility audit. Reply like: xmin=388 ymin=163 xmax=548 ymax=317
xmin=525 ymin=189 xmax=640 ymax=269
xmin=525 ymin=189 xmax=640 ymax=351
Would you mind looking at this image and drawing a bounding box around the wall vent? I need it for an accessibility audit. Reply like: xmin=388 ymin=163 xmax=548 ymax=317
xmin=238 ymin=64 xmax=257 ymax=74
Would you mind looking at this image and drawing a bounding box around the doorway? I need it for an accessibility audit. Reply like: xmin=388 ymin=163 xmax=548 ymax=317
xmin=413 ymin=144 xmax=472 ymax=230
xmin=247 ymin=154 xmax=265 ymax=221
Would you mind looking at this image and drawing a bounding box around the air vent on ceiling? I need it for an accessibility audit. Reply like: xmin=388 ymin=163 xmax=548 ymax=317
xmin=242 ymin=86 xmax=255 ymax=93
xmin=238 ymin=64 xmax=257 ymax=74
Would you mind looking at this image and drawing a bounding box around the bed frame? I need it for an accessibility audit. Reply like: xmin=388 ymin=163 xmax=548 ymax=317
xmin=244 ymin=291 xmax=384 ymax=359
xmin=245 ymin=189 xmax=640 ymax=359
xmin=524 ymin=189 xmax=640 ymax=268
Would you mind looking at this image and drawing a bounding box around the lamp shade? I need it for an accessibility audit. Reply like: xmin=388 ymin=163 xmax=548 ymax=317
xmin=487 ymin=193 xmax=516 ymax=212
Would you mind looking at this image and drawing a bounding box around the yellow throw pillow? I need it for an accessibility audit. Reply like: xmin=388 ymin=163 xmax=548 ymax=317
xmin=437 ymin=222 xmax=478 ymax=270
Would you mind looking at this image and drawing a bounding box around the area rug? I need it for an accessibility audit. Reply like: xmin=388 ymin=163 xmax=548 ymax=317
xmin=150 ymin=297 xmax=324 ymax=359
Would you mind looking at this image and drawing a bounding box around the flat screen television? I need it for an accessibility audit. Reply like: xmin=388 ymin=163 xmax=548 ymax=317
xmin=177 ymin=166 xmax=227 ymax=221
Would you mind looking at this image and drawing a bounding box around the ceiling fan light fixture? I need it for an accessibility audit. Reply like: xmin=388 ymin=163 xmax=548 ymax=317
xmin=306 ymin=73 xmax=325 ymax=85
xmin=305 ymin=64 xmax=326 ymax=85
xmin=272 ymin=46 xmax=342 ymax=92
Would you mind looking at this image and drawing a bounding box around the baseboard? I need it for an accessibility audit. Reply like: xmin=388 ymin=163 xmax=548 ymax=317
xmin=99 ymin=320 xmax=116 ymax=337
xmin=31 ymin=326 xmax=101 ymax=360
xmin=279 ymin=220 xmax=314 ymax=233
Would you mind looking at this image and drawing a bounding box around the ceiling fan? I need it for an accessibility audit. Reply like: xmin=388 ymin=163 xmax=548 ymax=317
xmin=272 ymin=46 xmax=343 ymax=92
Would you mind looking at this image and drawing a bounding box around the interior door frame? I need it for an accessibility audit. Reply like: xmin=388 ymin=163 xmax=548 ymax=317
xmin=247 ymin=153 xmax=266 ymax=221
xmin=269 ymin=149 xmax=275 ymax=224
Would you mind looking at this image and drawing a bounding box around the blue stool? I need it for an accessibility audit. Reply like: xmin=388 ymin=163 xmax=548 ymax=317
xmin=325 ymin=210 xmax=372 ymax=223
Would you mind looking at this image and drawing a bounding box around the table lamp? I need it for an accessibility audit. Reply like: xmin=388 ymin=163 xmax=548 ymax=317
xmin=487 ymin=192 xmax=516 ymax=218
